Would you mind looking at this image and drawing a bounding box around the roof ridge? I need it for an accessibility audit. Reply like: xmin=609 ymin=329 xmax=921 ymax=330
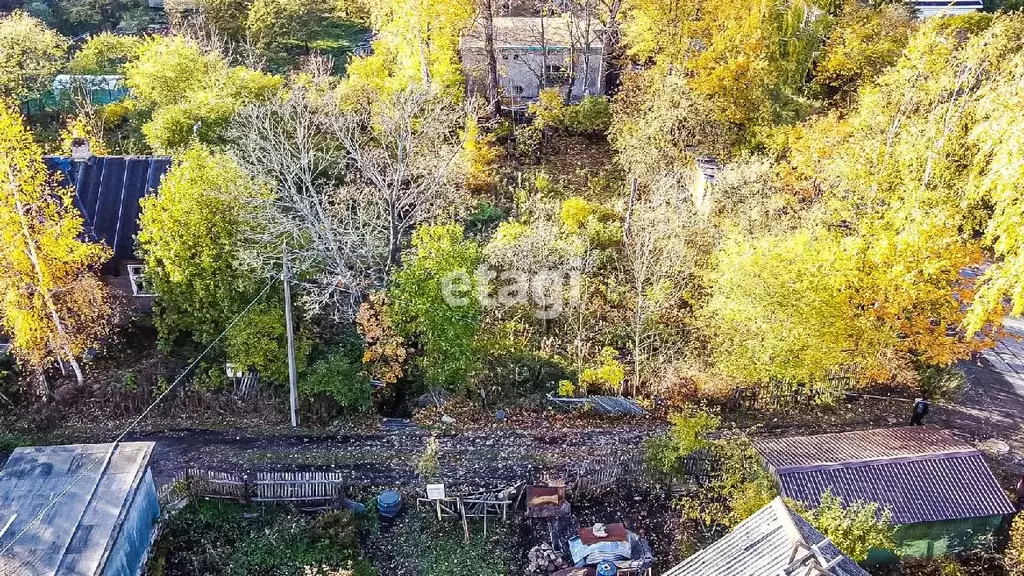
xmin=773 ymin=447 xmax=981 ymax=474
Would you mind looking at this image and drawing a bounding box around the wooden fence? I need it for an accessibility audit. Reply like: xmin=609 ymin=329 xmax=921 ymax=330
xmin=159 ymin=468 xmax=348 ymax=507
xmin=567 ymin=452 xmax=645 ymax=497
xmin=730 ymin=368 xmax=854 ymax=411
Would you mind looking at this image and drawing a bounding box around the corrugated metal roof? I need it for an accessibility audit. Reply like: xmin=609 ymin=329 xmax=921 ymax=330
xmin=44 ymin=156 xmax=172 ymax=260
xmin=755 ymin=427 xmax=1015 ymax=525
xmin=663 ymin=497 xmax=869 ymax=576
xmin=0 ymin=442 xmax=156 ymax=576
xmin=756 ymin=426 xmax=972 ymax=471
xmin=547 ymin=395 xmax=647 ymax=415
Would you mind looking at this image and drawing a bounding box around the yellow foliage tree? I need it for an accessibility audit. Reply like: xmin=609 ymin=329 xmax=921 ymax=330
xmin=342 ymin=0 xmax=473 ymax=98
xmin=0 ymin=103 xmax=114 ymax=388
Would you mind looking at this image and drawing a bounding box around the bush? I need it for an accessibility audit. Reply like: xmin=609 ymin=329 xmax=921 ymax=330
xmin=791 ymin=491 xmax=898 ymax=562
xmin=644 ymin=406 xmax=721 ymax=480
xmin=301 ymin=349 xmax=372 ymax=412
xmin=528 ymin=88 xmax=566 ymax=130
xmin=562 ymin=96 xmax=611 ymax=136
xmin=579 ymin=347 xmax=626 ymax=394
xmin=226 ymin=302 xmax=311 ymax=385
xmin=417 ymin=436 xmax=440 ymax=481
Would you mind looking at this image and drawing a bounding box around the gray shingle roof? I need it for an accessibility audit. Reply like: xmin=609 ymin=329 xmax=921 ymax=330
xmin=0 ymin=442 xmax=156 ymax=576
xmin=44 ymin=156 xmax=171 ymax=260
xmin=663 ymin=497 xmax=869 ymax=576
xmin=755 ymin=427 xmax=1015 ymax=525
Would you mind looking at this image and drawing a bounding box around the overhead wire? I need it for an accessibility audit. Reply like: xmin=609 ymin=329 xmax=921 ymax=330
xmin=0 ymin=278 xmax=276 ymax=559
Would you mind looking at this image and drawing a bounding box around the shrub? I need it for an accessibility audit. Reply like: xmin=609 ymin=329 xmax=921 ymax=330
xmin=643 ymin=406 xmax=721 ymax=480
xmin=557 ymin=379 xmax=575 ymax=397
xmin=301 ymin=350 xmax=372 ymax=412
xmin=417 ymin=436 xmax=440 ymax=481
xmin=791 ymin=491 xmax=898 ymax=562
xmin=579 ymin=347 xmax=626 ymax=394
xmin=225 ymin=302 xmax=310 ymax=385
xmin=528 ymin=88 xmax=566 ymax=130
xmin=562 ymin=96 xmax=611 ymax=135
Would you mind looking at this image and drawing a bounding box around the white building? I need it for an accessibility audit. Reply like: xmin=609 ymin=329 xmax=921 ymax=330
xmin=461 ymin=16 xmax=604 ymax=104
xmin=913 ymin=0 xmax=982 ymax=18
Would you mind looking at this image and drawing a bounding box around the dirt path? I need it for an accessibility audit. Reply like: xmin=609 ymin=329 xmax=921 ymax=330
xmin=123 ymin=422 xmax=662 ymax=490
xmin=937 ymin=319 xmax=1024 ymax=481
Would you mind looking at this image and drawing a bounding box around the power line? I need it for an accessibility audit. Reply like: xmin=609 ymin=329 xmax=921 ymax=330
xmin=0 ymin=278 xmax=276 ymax=559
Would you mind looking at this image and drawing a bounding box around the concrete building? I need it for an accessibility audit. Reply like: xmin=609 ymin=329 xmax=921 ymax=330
xmin=461 ymin=16 xmax=604 ymax=104
xmin=44 ymin=155 xmax=172 ymax=311
xmin=755 ymin=426 xmax=1016 ymax=563
xmin=0 ymin=442 xmax=160 ymax=576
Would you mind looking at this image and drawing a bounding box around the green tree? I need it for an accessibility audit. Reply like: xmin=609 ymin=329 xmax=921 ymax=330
xmin=225 ymin=301 xmax=310 ymax=384
xmin=137 ymin=145 xmax=271 ymax=346
xmin=69 ymin=32 xmax=142 ymax=75
xmin=0 ymin=102 xmax=114 ymax=387
xmin=124 ymin=36 xmax=283 ymax=152
xmin=0 ymin=12 xmax=68 ymax=102
xmin=342 ymin=0 xmax=473 ymax=97
xmin=389 ymin=224 xmax=482 ymax=391
xmin=246 ymin=0 xmax=329 ymax=53
xmin=791 ymin=491 xmax=898 ymax=562
xmin=194 ymin=0 xmax=252 ymax=44
xmin=55 ymin=0 xmax=143 ymax=34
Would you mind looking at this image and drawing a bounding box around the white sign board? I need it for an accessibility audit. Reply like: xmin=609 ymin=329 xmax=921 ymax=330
xmin=426 ymin=483 xmax=446 ymax=500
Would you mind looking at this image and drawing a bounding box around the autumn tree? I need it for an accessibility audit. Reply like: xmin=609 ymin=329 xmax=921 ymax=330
xmin=0 ymin=12 xmax=68 ymax=102
xmin=811 ymin=2 xmax=915 ymax=100
xmin=0 ymin=103 xmax=114 ymax=388
xmin=343 ymin=0 xmax=473 ymax=96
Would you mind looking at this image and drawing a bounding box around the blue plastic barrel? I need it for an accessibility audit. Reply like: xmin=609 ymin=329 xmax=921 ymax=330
xmin=596 ymin=561 xmax=618 ymax=576
xmin=377 ymin=490 xmax=402 ymax=518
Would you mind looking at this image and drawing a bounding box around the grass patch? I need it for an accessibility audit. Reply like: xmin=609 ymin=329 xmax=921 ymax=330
xmin=149 ymin=500 xmax=376 ymax=576
xmin=265 ymin=18 xmax=370 ymax=75
xmin=363 ymin=508 xmax=518 ymax=576
xmin=0 ymin=433 xmax=32 ymax=454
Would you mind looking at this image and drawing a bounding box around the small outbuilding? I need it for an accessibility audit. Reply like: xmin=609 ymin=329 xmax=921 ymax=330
xmin=663 ymin=496 xmax=869 ymax=576
xmin=755 ymin=426 xmax=1016 ymax=563
xmin=0 ymin=442 xmax=160 ymax=576
xmin=44 ymin=155 xmax=172 ymax=311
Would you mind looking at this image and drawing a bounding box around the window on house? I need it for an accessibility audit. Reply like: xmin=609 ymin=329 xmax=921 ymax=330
xmin=544 ymin=64 xmax=568 ymax=86
xmin=126 ymin=264 xmax=154 ymax=297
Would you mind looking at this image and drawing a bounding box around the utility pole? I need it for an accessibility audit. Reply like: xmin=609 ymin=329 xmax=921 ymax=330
xmin=283 ymin=247 xmax=299 ymax=428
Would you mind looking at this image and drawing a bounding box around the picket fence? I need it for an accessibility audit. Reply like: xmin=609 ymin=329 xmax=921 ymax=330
xmin=158 ymin=468 xmax=348 ymax=507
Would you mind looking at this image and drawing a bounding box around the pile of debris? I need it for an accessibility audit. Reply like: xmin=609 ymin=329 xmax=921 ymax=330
xmin=527 ymin=543 xmax=569 ymax=574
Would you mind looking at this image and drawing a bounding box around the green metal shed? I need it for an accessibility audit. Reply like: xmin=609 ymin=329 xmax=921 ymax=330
xmin=755 ymin=426 xmax=1017 ymax=563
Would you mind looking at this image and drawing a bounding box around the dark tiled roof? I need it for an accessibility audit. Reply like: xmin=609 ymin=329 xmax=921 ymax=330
xmin=664 ymin=497 xmax=869 ymax=576
xmin=755 ymin=427 xmax=1015 ymax=525
xmin=44 ymin=156 xmax=171 ymax=260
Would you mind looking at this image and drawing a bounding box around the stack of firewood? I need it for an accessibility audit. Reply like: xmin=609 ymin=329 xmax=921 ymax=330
xmin=526 ymin=543 xmax=569 ymax=574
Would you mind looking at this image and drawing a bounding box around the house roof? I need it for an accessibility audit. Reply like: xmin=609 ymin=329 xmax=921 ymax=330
xmin=663 ymin=497 xmax=869 ymax=576
xmin=0 ymin=442 xmax=156 ymax=576
xmin=44 ymin=155 xmax=171 ymax=260
xmin=462 ymin=17 xmax=603 ymax=50
xmin=756 ymin=427 xmax=1016 ymax=525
